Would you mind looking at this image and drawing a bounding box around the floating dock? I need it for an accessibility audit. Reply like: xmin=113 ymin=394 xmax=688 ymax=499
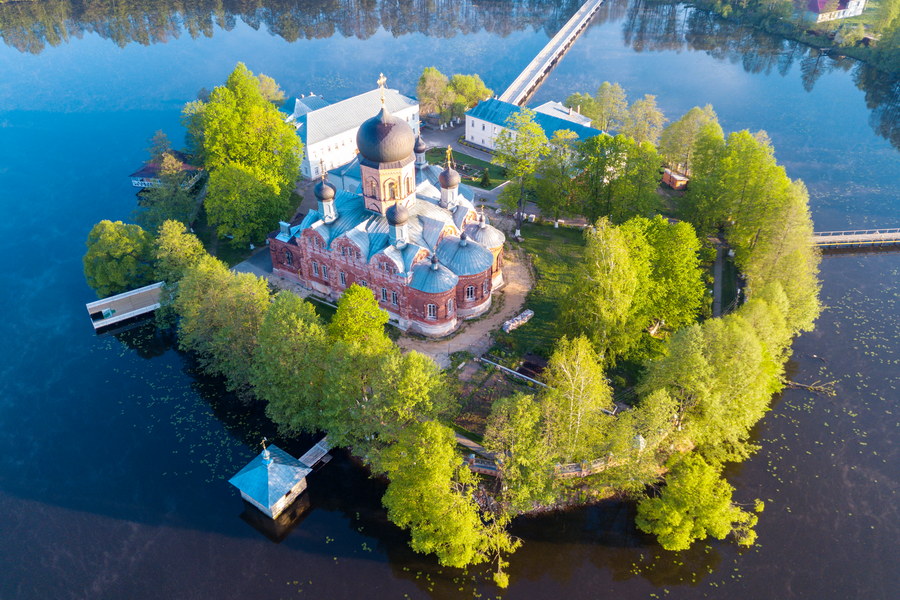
xmin=85 ymin=281 xmax=164 ymax=331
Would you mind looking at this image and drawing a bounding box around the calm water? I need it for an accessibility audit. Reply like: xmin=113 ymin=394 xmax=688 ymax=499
xmin=0 ymin=1 xmax=897 ymax=598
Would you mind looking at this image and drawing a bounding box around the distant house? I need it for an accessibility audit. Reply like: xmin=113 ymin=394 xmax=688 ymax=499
xmin=286 ymin=83 xmax=420 ymax=179
xmin=662 ymin=168 xmax=689 ymax=191
xmin=806 ymin=0 xmax=867 ymax=22
xmin=129 ymin=150 xmax=203 ymax=189
xmin=465 ymin=98 xmax=602 ymax=151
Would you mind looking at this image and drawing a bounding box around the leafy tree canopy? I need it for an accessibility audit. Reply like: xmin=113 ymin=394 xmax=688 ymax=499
xmin=83 ymin=220 xmax=155 ymax=297
xmin=206 ymin=162 xmax=292 ymax=244
xmin=636 ymin=453 xmax=758 ymax=551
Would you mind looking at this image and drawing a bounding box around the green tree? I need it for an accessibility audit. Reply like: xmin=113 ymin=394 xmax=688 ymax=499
xmin=256 ymin=73 xmax=286 ymax=104
xmin=642 ymin=216 xmax=706 ymax=332
xmin=417 ymin=66 xmax=450 ymax=116
xmin=564 ymin=218 xmax=646 ymax=361
xmin=484 ymin=393 xmax=555 ymax=512
xmin=328 ymin=283 xmax=391 ymax=353
xmin=679 ymin=121 xmax=727 ymax=230
xmin=448 ymin=73 xmax=492 ymax=109
xmin=622 ymin=94 xmax=666 ymax=146
xmin=377 ymin=421 xmax=505 ymax=568
xmin=658 ymin=105 xmax=720 ymax=174
xmin=83 ymin=220 xmax=155 ymax=297
xmin=577 ymin=133 xmax=632 ymax=222
xmin=181 ymin=99 xmax=206 ymax=161
xmin=173 ymin=255 xmax=271 ymax=395
xmin=135 ymin=152 xmax=198 ymax=232
xmin=540 ymin=336 xmax=615 ymax=462
xmin=636 ymin=454 xmax=758 ymax=550
xmin=146 ymin=129 xmax=171 ymax=162
xmin=153 ymin=219 xmax=206 ymax=284
xmin=576 ymin=134 xmax=660 ymax=223
xmin=563 ymin=92 xmax=599 ymax=125
xmin=493 ymin=108 xmax=548 ymax=236
xmin=252 ymin=291 xmax=330 ymax=434
xmin=594 ymin=81 xmax=629 ymax=131
xmin=534 ymin=129 xmax=580 ymax=224
xmin=202 ymin=63 xmax=302 ymax=194
xmin=206 ymin=162 xmax=291 ymax=244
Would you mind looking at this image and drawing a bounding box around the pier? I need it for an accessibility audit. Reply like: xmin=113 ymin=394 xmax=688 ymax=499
xmin=498 ymin=0 xmax=606 ymax=106
xmin=812 ymin=228 xmax=900 ymax=249
xmin=85 ymin=281 xmax=165 ymax=331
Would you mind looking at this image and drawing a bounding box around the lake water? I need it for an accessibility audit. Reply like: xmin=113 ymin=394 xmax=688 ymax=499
xmin=0 ymin=1 xmax=897 ymax=598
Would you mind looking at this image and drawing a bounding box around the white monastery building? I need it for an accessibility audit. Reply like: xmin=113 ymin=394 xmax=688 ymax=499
xmin=286 ymin=75 xmax=420 ymax=179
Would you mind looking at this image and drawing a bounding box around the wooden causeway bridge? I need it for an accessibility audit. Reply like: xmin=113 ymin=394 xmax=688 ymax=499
xmin=85 ymin=281 xmax=164 ymax=331
xmin=498 ymin=0 xmax=606 ymax=106
xmin=812 ymin=228 xmax=900 ymax=249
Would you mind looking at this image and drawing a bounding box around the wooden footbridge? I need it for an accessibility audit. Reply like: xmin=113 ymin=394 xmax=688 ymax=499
xmin=498 ymin=0 xmax=606 ymax=106
xmin=812 ymin=228 xmax=900 ymax=250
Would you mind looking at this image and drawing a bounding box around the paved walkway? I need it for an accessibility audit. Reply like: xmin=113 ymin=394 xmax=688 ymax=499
xmin=397 ymin=248 xmax=534 ymax=368
xmin=712 ymin=245 xmax=724 ymax=318
xmin=421 ymin=122 xmax=494 ymax=162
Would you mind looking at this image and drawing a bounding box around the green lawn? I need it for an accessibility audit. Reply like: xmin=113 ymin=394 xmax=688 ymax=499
xmin=425 ymin=147 xmax=507 ymax=190
xmin=494 ymin=222 xmax=586 ymax=358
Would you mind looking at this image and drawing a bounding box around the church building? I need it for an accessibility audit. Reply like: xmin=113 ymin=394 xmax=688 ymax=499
xmin=269 ymin=81 xmax=506 ymax=337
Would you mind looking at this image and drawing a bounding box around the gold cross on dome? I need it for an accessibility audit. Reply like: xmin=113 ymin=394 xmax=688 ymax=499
xmin=446 ymin=145 xmax=454 ymax=168
xmin=377 ymin=73 xmax=387 ymax=106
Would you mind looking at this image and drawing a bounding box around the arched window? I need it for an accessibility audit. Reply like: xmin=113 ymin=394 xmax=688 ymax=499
xmin=483 ymin=280 xmax=489 ymax=295
xmin=465 ymin=286 xmax=475 ymax=300
xmin=387 ymin=180 xmax=397 ymax=200
xmin=427 ymin=304 xmax=437 ymax=319
xmin=284 ymin=249 xmax=293 ymax=267
xmin=406 ymin=177 xmax=412 ymax=194
xmin=368 ymin=178 xmax=377 ymax=197
xmin=447 ymin=298 xmax=454 ymax=314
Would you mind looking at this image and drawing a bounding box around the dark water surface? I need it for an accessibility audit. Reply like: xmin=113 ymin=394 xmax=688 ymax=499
xmin=0 ymin=1 xmax=897 ymax=598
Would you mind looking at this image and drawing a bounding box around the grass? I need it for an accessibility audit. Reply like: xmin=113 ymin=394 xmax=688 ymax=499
xmin=494 ymin=222 xmax=586 ymax=358
xmin=425 ymin=147 xmax=507 ymax=190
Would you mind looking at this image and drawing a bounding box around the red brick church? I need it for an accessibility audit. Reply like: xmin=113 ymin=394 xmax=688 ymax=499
xmin=269 ymin=95 xmax=505 ymax=337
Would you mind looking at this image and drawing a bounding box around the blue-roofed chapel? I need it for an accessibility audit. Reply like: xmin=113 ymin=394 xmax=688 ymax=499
xmin=229 ymin=443 xmax=312 ymax=519
xmin=269 ymin=77 xmax=506 ymax=338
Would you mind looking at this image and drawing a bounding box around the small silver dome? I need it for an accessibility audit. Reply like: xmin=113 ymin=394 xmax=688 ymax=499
xmin=386 ymin=203 xmax=409 ymax=226
xmin=439 ymin=167 xmax=461 ymax=188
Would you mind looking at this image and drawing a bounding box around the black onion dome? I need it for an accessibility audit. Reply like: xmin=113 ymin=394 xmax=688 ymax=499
xmin=314 ymin=179 xmax=336 ymax=201
xmin=438 ymin=166 xmax=461 ymax=188
xmin=414 ymin=136 xmax=427 ymax=154
xmin=356 ymin=107 xmax=415 ymax=163
xmin=386 ymin=203 xmax=409 ymax=226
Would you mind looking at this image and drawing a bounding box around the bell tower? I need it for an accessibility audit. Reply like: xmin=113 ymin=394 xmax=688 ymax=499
xmin=356 ymin=74 xmax=417 ymax=216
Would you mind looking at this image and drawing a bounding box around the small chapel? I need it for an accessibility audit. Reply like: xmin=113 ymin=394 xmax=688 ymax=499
xmin=269 ymin=79 xmax=506 ymax=337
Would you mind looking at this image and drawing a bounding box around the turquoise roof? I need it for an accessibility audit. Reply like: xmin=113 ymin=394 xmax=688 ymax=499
xmin=228 ymin=445 xmax=311 ymax=511
xmin=436 ymin=236 xmax=494 ymax=276
xmin=466 ymin=98 xmax=603 ymax=141
xmin=410 ymin=260 xmax=459 ymax=294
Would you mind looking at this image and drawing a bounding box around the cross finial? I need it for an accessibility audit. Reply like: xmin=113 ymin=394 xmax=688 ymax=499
xmin=377 ymin=72 xmax=387 ymax=106
xmin=446 ymin=145 xmax=454 ymax=169
xmin=261 ymin=437 xmax=271 ymax=461
xmin=319 ymin=158 xmax=327 ymax=183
